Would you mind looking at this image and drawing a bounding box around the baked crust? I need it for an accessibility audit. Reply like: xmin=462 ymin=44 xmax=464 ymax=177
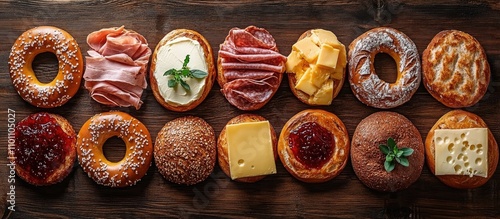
xmin=348 ymin=27 xmax=421 ymax=109
xmin=150 ymin=29 xmax=216 ymax=112
xmin=351 ymin=111 xmax=424 ymax=192
xmin=287 ymin=29 xmax=346 ymax=106
xmin=278 ymin=109 xmax=349 ymax=183
xmin=425 ymin=110 xmax=498 ymax=189
xmin=217 ymin=114 xmax=278 ymax=183
xmin=14 ymin=113 xmax=76 ymax=186
xmin=155 ymin=116 xmax=216 ymax=185
xmin=422 ymin=30 xmax=490 ymax=108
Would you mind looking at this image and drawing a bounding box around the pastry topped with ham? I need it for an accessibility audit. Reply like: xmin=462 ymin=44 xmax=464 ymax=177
xmin=84 ymin=26 xmax=151 ymax=110
xmin=217 ymin=26 xmax=286 ymax=111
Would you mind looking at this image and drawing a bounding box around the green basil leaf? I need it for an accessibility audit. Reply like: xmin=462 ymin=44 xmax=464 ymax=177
xmin=183 ymin=54 xmax=190 ymax=68
xmin=180 ymin=79 xmax=190 ymax=91
xmin=398 ymin=157 xmax=409 ymax=167
xmin=385 ymin=160 xmax=395 ymax=172
xmin=164 ymin=69 xmax=176 ymax=76
xmin=396 ymin=150 xmax=404 ymax=157
xmin=168 ymin=79 xmax=177 ymax=88
xmin=379 ymin=145 xmax=390 ymax=155
xmin=386 ymin=154 xmax=394 ymax=162
xmin=387 ymin=137 xmax=396 ymax=150
xmin=191 ymin=70 xmax=208 ymax=79
xmin=181 ymin=68 xmax=190 ymax=76
xmin=401 ymin=148 xmax=414 ymax=156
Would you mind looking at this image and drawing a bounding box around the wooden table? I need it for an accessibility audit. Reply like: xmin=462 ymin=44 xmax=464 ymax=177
xmin=1 ymin=0 xmax=499 ymax=218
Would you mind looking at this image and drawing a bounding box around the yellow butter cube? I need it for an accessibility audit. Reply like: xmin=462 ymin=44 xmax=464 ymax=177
xmin=292 ymin=37 xmax=320 ymax=63
xmin=286 ymin=50 xmax=304 ymax=73
xmin=310 ymin=79 xmax=334 ymax=105
xmin=316 ymin=44 xmax=340 ymax=70
xmin=295 ymin=68 xmax=318 ymax=96
xmin=310 ymin=65 xmax=331 ymax=88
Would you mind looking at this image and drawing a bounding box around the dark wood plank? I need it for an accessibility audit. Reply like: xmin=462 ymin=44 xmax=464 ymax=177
xmin=1 ymin=0 xmax=499 ymax=218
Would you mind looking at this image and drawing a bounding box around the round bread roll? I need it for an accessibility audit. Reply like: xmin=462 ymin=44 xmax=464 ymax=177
xmin=13 ymin=112 xmax=76 ymax=186
xmin=217 ymin=114 xmax=278 ymax=183
xmin=351 ymin=111 xmax=424 ymax=192
xmin=425 ymin=110 xmax=498 ymax=189
xmin=150 ymin=29 xmax=216 ymax=112
xmin=422 ymin=30 xmax=490 ymax=108
xmin=155 ymin=116 xmax=216 ymax=185
xmin=287 ymin=29 xmax=347 ymax=106
xmin=278 ymin=109 xmax=349 ymax=183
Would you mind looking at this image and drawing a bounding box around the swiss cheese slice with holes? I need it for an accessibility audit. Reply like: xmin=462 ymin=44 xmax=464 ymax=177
xmin=434 ymin=128 xmax=488 ymax=177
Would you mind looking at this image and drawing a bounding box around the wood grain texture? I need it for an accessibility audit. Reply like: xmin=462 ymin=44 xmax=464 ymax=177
xmin=1 ymin=0 xmax=499 ymax=218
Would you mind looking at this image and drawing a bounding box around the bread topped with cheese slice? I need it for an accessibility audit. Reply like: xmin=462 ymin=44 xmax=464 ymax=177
xmin=425 ymin=110 xmax=499 ymax=189
xmin=150 ymin=29 xmax=216 ymax=112
xmin=286 ymin=29 xmax=347 ymax=106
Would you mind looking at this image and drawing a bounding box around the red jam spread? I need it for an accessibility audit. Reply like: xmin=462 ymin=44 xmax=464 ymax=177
xmin=288 ymin=122 xmax=334 ymax=169
xmin=15 ymin=113 xmax=73 ymax=180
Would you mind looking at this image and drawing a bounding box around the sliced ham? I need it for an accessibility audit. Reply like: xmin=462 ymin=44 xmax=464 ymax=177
xmin=84 ymin=26 xmax=151 ymax=110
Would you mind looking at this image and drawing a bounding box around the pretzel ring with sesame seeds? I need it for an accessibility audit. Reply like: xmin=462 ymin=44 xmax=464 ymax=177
xmin=8 ymin=26 xmax=83 ymax=108
xmin=77 ymin=111 xmax=153 ymax=187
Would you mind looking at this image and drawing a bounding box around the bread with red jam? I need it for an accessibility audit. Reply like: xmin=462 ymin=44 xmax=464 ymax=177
xmin=12 ymin=112 xmax=76 ymax=186
xmin=278 ymin=109 xmax=349 ymax=183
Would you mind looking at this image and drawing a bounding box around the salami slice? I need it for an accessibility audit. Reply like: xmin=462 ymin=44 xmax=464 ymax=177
xmin=223 ymin=70 xmax=276 ymax=81
xmin=218 ymin=26 xmax=286 ymax=110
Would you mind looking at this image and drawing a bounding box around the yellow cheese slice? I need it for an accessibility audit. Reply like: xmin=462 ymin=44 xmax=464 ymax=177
xmin=316 ymin=44 xmax=340 ymax=70
xmin=434 ymin=128 xmax=488 ymax=177
xmin=330 ymin=66 xmax=344 ymax=81
xmin=330 ymin=43 xmax=347 ymax=69
xmin=292 ymin=37 xmax=320 ymax=63
xmin=286 ymin=50 xmax=304 ymax=73
xmin=310 ymin=65 xmax=331 ymax=88
xmin=311 ymin=29 xmax=338 ymax=46
xmin=294 ymin=68 xmax=318 ymax=96
xmin=226 ymin=121 xmax=277 ymax=180
xmin=310 ymin=79 xmax=333 ymax=105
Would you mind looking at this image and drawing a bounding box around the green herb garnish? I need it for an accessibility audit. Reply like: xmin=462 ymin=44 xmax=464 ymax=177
xmin=379 ymin=137 xmax=414 ymax=172
xmin=163 ymin=54 xmax=207 ymax=91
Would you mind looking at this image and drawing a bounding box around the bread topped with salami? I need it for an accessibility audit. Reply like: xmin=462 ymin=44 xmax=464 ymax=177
xmin=217 ymin=26 xmax=286 ymax=111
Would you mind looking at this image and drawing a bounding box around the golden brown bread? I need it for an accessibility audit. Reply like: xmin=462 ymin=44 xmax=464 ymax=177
xmin=425 ymin=110 xmax=498 ymax=189
xmin=287 ymin=29 xmax=346 ymax=106
xmin=351 ymin=111 xmax=424 ymax=192
xmin=150 ymin=29 xmax=216 ymax=112
xmin=348 ymin=27 xmax=421 ymax=109
xmin=422 ymin=30 xmax=490 ymax=108
xmin=14 ymin=113 xmax=76 ymax=186
xmin=77 ymin=111 xmax=153 ymax=187
xmin=9 ymin=26 xmax=83 ymax=108
xmin=217 ymin=114 xmax=278 ymax=183
xmin=278 ymin=109 xmax=349 ymax=183
xmin=155 ymin=116 xmax=216 ymax=185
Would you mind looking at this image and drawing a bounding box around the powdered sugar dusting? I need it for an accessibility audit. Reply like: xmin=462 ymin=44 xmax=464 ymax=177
xmin=349 ymin=27 xmax=421 ymax=109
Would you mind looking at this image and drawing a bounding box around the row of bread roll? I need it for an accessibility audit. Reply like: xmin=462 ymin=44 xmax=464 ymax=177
xmin=10 ymin=109 xmax=498 ymax=192
xmin=10 ymin=26 xmax=489 ymax=112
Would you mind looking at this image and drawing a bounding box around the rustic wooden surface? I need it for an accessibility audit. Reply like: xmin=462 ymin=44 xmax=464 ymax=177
xmin=1 ymin=0 xmax=499 ymax=218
